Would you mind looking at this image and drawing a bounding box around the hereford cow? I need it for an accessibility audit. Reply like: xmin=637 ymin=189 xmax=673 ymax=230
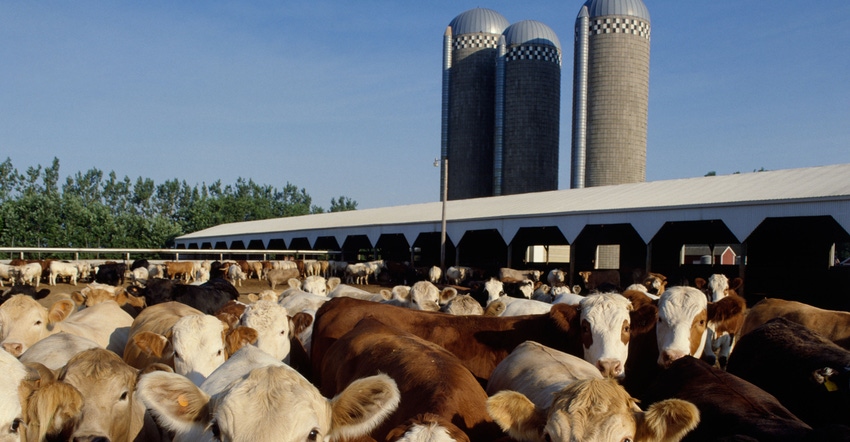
xmin=486 ymin=341 xmax=700 ymax=442
xmin=726 ymin=317 xmax=850 ymax=428
xmin=320 ymin=318 xmax=504 ymax=441
xmin=740 ymin=298 xmax=850 ymax=350
xmin=311 ymin=296 xmax=583 ymax=385
xmin=639 ymin=356 xmax=849 ymax=441
xmin=123 ymin=301 xmax=256 ymax=385
xmin=0 ymin=295 xmax=132 ymax=357
xmin=137 ymin=345 xmax=401 ymax=442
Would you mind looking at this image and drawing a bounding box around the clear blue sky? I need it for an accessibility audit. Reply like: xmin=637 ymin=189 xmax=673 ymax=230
xmin=2 ymin=1 xmax=849 ymax=210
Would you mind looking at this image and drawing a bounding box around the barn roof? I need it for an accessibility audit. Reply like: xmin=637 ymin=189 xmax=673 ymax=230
xmin=175 ymin=163 xmax=850 ymax=248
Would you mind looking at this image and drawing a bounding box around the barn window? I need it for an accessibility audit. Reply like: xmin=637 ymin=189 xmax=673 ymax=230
xmin=525 ymin=245 xmax=570 ymax=264
xmin=595 ymin=245 xmax=619 ymax=269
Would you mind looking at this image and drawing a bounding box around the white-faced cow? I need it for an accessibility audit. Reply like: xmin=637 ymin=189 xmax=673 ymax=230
xmin=137 ymin=345 xmax=401 ymax=442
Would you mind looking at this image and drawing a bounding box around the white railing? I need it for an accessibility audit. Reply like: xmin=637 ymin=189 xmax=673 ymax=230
xmin=0 ymin=247 xmax=339 ymax=262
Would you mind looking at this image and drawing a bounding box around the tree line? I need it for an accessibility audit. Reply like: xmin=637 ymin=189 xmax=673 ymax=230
xmin=0 ymin=157 xmax=356 ymax=251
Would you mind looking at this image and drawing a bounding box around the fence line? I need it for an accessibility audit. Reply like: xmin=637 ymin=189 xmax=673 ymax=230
xmin=0 ymin=247 xmax=339 ymax=262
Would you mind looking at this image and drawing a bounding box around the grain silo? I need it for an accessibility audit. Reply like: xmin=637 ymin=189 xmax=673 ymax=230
xmin=571 ymin=0 xmax=651 ymax=188
xmin=442 ymin=8 xmax=509 ymax=200
xmin=496 ymin=20 xmax=561 ymax=196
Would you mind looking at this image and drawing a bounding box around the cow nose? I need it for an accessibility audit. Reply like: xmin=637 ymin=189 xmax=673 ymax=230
xmin=660 ymin=350 xmax=686 ymax=368
xmin=73 ymin=437 xmax=110 ymax=442
xmin=2 ymin=342 xmax=23 ymax=357
xmin=596 ymin=359 xmax=623 ymax=378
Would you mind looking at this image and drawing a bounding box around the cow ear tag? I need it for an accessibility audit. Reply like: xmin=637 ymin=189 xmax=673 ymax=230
xmin=178 ymin=394 xmax=190 ymax=407
xmin=824 ymin=380 xmax=838 ymax=392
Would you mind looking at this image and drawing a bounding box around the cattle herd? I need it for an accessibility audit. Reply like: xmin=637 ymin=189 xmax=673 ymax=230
xmin=0 ymin=256 xmax=848 ymax=441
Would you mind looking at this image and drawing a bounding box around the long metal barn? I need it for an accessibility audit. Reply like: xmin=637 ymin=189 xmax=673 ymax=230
xmin=175 ymin=163 xmax=850 ymax=310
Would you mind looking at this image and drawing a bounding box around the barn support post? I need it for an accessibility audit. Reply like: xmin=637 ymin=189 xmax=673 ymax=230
xmin=645 ymin=242 xmax=653 ymax=275
xmin=569 ymin=243 xmax=577 ymax=286
xmin=506 ymin=243 xmax=513 ymax=268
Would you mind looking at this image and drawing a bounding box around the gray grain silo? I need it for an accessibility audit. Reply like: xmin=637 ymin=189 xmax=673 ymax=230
xmin=442 ymin=8 xmax=509 ymax=200
xmin=571 ymin=0 xmax=651 ymax=188
xmin=496 ymin=20 xmax=561 ymax=196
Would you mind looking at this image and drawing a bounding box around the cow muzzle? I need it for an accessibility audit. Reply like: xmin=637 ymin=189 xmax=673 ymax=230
xmin=596 ymin=358 xmax=624 ymax=379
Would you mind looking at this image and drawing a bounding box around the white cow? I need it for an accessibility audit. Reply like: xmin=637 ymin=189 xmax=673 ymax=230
xmin=301 ymin=275 xmax=340 ymax=297
xmin=0 ymin=348 xmax=29 ymax=442
xmin=227 ymin=264 xmax=248 ymax=287
xmin=344 ymin=263 xmax=372 ymax=285
xmin=0 ymin=295 xmax=132 ymax=357
xmin=137 ymin=345 xmax=401 ymax=442
xmin=499 ymin=267 xmax=542 ymax=282
xmin=428 ymin=265 xmax=442 ymax=284
xmin=483 ymin=279 xmax=551 ymax=316
xmin=48 ymin=261 xmax=79 ymax=286
xmin=387 ymin=281 xmax=457 ymax=311
xmin=546 ymin=268 xmax=567 ymax=287
xmin=440 ymin=294 xmax=484 ymax=315
xmin=328 ymin=283 xmax=392 ymax=303
xmin=239 ymin=300 xmax=292 ymax=363
xmin=15 ymin=263 xmax=42 ymax=287
xmin=444 ymin=266 xmax=471 ymax=286
xmin=486 ymin=341 xmax=700 ymax=442
xmin=20 ymin=333 xmax=100 ymax=370
xmin=0 ymin=263 xmax=19 ymax=287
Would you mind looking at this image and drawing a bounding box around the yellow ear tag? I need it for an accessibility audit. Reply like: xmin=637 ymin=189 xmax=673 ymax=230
xmin=178 ymin=394 xmax=190 ymax=407
xmin=824 ymin=380 xmax=838 ymax=392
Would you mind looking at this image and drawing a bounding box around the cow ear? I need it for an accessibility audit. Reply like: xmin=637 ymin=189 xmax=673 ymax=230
xmin=729 ymin=277 xmax=744 ymax=293
xmin=117 ymin=289 xmax=147 ymax=308
xmin=327 ymin=277 xmax=341 ymax=292
xmin=572 ymin=285 xmax=582 ymax=295
xmin=439 ymin=287 xmax=458 ymax=304
xmin=290 ymin=312 xmax=314 ymax=336
xmin=70 ymin=291 xmax=86 ymax=306
xmin=377 ymin=289 xmax=394 ymax=301
xmin=630 ymin=303 xmax=658 ymax=335
xmin=134 ymin=332 xmax=171 ymax=358
xmin=635 ymin=398 xmax=700 ymax=442
xmin=226 ymin=326 xmax=258 ymax=356
xmin=26 ymin=379 xmax=84 ymax=441
xmin=486 ymin=390 xmax=547 ymax=441
xmin=246 ymin=293 xmax=260 ymax=303
xmin=329 ymin=373 xmax=400 ymax=441
xmin=694 ymin=278 xmax=707 ymax=289
xmin=139 ymin=362 xmax=174 ymax=378
xmin=549 ymin=303 xmax=580 ymax=331
xmin=47 ymin=299 xmax=76 ymax=324
xmin=392 ymin=285 xmax=411 ymax=302
xmin=484 ymin=300 xmax=506 ymax=317
xmin=136 ymin=371 xmax=211 ymax=435
xmin=707 ymin=295 xmax=745 ymax=323
xmin=287 ymin=278 xmax=301 ymax=290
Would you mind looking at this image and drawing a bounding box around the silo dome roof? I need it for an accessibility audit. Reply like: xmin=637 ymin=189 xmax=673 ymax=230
xmin=503 ymin=20 xmax=561 ymax=50
xmin=583 ymin=0 xmax=650 ymax=22
xmin=449 ymin=8 xmax=510 ymax=35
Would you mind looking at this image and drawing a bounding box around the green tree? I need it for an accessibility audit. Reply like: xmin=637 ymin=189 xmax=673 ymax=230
xmin=330 ymin=196 xmax=358 ymax=212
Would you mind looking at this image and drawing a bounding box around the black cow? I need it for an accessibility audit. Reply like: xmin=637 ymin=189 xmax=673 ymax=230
xmin=128 ymin=277 xmax=238 ymax=315
xmin=95 ymin=262 xmax=127 ymax=286
xmin=641 ymin=356 xmax=850 ymax=441
xmin=726 ymin=317 xmax=850 ymax=429
xmin=130 ymin=259 xmax=150 ymax=271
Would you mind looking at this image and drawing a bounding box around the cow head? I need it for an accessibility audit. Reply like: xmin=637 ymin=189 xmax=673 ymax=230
xmin=240 ymin=300 xmax=293 ymax=362
xmin=656 ymin=287 xmax=709 ymax=368
xmin=138 ymin=361 xmax=401 ymax=442
xmin=579 ymin=293 xmax=633 ymax=379
xmin=391 ymin=281 xmax=445 ymax=311
xmin=487 ymin=377 xmax=699 ymax=442
xmin=0 ymin=295 xmax=75 ymax=357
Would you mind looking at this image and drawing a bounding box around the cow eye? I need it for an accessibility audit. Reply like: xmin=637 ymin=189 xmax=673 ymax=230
xmin=543 ymin=433 xmax=552 ymax=442
xmin=119 ymin=391 xmax=128 ymax=401
xmin=10 ymin=418 xmax=21 ymax=433
xmin=621 ymin=438 xmax=633 ymax=442
xmin=216 ymin=349 xmax=223 ymax=357
xmin=210 ymin=420 xmax=222 ymax=441
xmin=34 ymin=320 xmax=42 ymax=326
xmin=308 ymin=428 xmax=320 ymax=441
xmin=623 ymin=324 xmax=630 ymax=333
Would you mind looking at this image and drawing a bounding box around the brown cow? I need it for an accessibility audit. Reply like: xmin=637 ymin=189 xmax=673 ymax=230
xmin=740 ymin=298 xmax=850 ymax=350
xmin=163 ymin=261 xmax=195 ymax=283
xmin=311 ymin=296 xmax=582 ymax=385
xmin=578 ymin=269 xmax=621 ymax=292
xmin=319 ymin=318 xmax=504 ymax=441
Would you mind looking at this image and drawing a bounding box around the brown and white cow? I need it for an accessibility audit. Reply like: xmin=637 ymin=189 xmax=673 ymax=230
xmin=311 ymin=296 xmax=584 ymax=385
xmin=486 ymin=341 xmax=700 ymax=442
xmin=138 ymin=345 xmax=401 ymax=442
xmin=0 ymin=295 xmax=132 ymax=357
xmin=740 ymin=298 xmax=850 ymax=350
xmin=319 ymin=318 xmax=504 ymax=441
xmin=123 ymin=301 xmax=257 ymax=385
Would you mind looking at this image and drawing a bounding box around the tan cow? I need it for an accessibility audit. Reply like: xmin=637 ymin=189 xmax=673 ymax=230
xmin=70 ymin=282 xmax=147 ymax=311
xmin=27 ymin=348 xmax=167 ymax=442
xmin=486 ymin=341 xmax=700 ymax=442
xmin=164 ymin=261 xmax=195 ymax=283
xmin=0 ymin=295 xmax=132 ymax=357
xmin=138 ymin=345 xmax=401 ymax=442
